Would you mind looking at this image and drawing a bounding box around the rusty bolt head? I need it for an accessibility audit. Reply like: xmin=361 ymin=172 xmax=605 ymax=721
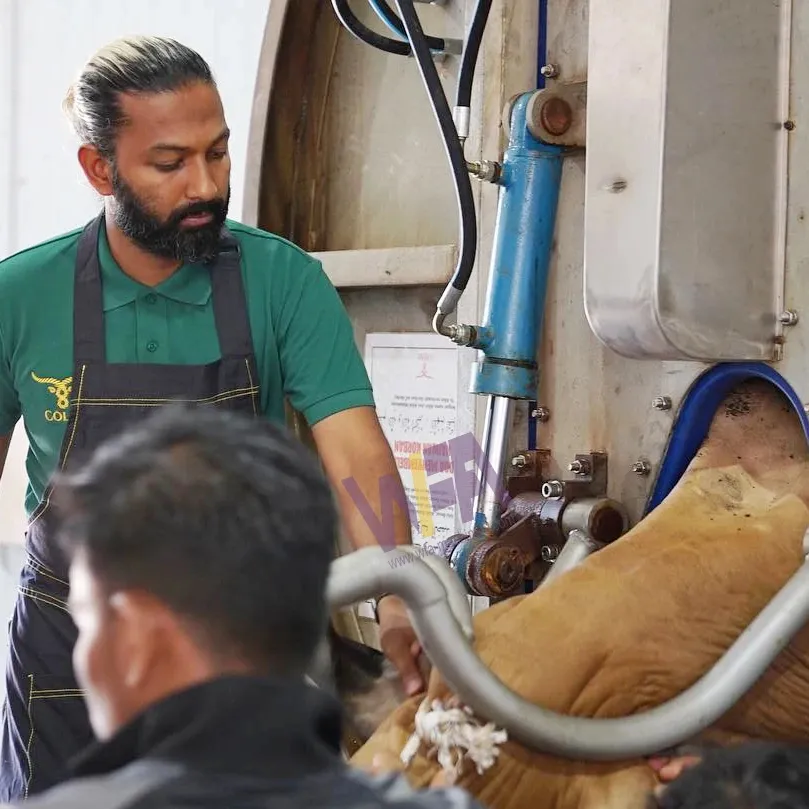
xmin=532 ymin=406 xmax=550 ymax=422
xmin=540 ymin=63 xmax=560 ymax=79
xmin=468 ymin=542 xmax=525 ymax=597
xmin=539 ymin=96 xmax=573 ymax=136
xmin=632 ymin=460 xmax=651 ymax=476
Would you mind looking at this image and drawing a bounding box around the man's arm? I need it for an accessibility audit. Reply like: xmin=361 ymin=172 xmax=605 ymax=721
xmin=274 ymin=253 xmax=425 ymax=693
xmin=311 ymin=406 xmax=411 ymax=551
xmin=312 ymin=406 xmax=425 ymax=695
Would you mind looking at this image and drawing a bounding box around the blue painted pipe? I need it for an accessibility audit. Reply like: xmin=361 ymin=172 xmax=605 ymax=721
xmin=469 ymin=92 xmax=564 ymax=400
xmin=646 ymin=362 xmax=809 ymax=514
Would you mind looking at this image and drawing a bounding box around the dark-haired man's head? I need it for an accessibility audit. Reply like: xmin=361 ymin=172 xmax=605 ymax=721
xmin=50 ymin=405 xmax=337 ymax=741
xmin=653 ymin=743 xmax=809 ymax=809
xmin=65 ymin=36 xmax=231 ymax=264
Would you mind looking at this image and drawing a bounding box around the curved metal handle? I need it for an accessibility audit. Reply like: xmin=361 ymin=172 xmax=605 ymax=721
xmin=327 ymin=546 xmax=809 ymax=760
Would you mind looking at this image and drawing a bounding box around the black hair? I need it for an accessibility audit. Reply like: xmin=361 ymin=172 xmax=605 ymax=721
xmin=51 ymin=404 xmax=338 ymax=674
xmin=654 ymin=742 xmax=809 ymax=809
xmin=63 ymin=35 xmax=215 ymax=160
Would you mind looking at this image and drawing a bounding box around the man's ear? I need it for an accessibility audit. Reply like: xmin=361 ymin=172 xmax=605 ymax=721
xmin=108 ymin=590 xmax=164 ymax=688
xmin=77 ymin=145 xmax=114 ymax=196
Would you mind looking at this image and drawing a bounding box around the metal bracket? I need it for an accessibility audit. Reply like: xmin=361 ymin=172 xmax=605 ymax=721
xmin=506 ymin=449 xmax=552 ymax=497
xmin=541 ymin=451 xmax=608 ymax=501
xmin=526 ymin=81 xmax=587 ymax=149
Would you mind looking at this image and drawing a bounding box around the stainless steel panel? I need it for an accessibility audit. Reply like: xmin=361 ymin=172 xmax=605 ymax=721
xmin=583 ymin=0 xmax=792 ymax=360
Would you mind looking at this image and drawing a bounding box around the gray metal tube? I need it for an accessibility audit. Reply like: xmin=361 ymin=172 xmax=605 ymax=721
xmin=398 ymin=546 xmax=475 ymax=639
xmin=540 ymin=529 xmax=603 ymax=587
xmin=473 ymin=395 xmax=514 ymax=534
xmin=327 ymin=546 xmax=809 ymax=760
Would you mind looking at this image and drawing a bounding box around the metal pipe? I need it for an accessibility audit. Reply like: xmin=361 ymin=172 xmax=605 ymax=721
xmin=540 ymin=529 xmax=603 ymax=587
xmin=560 ymin=497 xmax=629 ymax=544
xmin=327 ymin=546 xmax=809 ymax=760
xmin=398 ymin=546 xmax=475 ymax=640
xmin=472 ymin=395 xmax=514 ymax=538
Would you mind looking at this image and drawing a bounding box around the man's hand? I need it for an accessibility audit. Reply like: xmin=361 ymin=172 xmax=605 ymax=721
xmin=377 ymin=595 xmax=425 ymax=696
xmin=364 ymin=750 xmax=452 ymax=787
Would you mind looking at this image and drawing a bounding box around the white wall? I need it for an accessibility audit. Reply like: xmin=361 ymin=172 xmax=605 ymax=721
xmin=0 ymin=0 xmax=271 ymax=680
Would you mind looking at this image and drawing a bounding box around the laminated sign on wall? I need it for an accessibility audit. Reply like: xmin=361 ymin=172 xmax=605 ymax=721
xmin=364 ymin=333 xmax=460 ymax=547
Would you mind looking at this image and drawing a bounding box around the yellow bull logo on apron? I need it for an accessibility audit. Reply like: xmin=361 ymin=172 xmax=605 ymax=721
xmin=31 ymin=372 xmax=73 ymax=422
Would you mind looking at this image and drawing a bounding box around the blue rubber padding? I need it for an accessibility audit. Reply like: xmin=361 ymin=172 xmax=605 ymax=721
xmin=645 ymin=362 xmax=809 ymax=515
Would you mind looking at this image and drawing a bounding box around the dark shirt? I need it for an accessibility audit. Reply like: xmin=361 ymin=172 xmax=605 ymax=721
xmin=17 ymin=675 xmax=483 ymax=809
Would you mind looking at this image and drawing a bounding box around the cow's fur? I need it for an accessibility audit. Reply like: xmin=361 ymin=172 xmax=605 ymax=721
xmin=336 ymin=379 xmax=809 ymax=809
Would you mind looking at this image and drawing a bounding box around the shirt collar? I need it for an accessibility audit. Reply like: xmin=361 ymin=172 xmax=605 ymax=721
xmin=69 ymin=675 xmax=346 ymax=781
xmin=97 ymin=223 xmax=213 ymax=311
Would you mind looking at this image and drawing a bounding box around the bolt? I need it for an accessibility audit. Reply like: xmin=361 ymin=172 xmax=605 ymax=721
xmin=541 ymin=545 xmax=560 ymax=563
xmin=511 ymin=454 xmax=527 ymax=469
xmin=652 ymin=396 xmax=672 ymax=411
xmin=532 ymin=406 xmax=550 ymax=422
xmin=780 ymin=309 xmax=799 ymax=326
xmin=632 ymin=460 xmax=651 ymax=476
xmin=606 ymin=179 xmax=628 ymax=193
xmin=540 ymin=63 xmax=560 ymax=79
xmin=539 ymin=96 xmax=573 ymax=136
xmin=784 ymin=120 xmax=796 ymax=131
xmin=542 ymin=480 xmax=565 ymax=498
xmin=568 ymin=459 xmax=590 ymax=476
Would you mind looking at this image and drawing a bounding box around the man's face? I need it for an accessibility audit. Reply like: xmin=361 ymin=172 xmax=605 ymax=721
xmin=102 ymin=81 xmax=232 ymax=264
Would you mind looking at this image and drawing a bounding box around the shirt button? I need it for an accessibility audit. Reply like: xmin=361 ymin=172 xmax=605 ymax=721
xmin=144 ymin=293 xmax=158 ymax=304
xmin=146 ymin=341 xmax=159 ymax=353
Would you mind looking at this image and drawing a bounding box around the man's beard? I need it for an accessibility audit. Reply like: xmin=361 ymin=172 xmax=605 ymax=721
xmin=109 ymin=168 xmax=230 ymax=265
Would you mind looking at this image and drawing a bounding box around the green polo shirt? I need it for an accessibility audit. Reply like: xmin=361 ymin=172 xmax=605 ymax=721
xmin=0 ymin=218 xmax=374 ymax=517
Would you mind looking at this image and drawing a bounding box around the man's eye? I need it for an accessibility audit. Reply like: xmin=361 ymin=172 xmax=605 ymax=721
xmin=154 ymin=162 xmax=181 ymax=173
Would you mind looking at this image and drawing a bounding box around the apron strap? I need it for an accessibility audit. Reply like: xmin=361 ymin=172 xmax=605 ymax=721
xmin=209 ymin=229 xmax=255 ymax=359
xmin=73 ymin=213 xmax=106 ymax=364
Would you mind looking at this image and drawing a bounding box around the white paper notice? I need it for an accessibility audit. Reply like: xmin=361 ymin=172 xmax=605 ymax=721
xmin=364 ymin=333 xmax=459 ymax=547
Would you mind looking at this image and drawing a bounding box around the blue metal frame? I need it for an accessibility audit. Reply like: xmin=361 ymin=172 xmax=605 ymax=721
xmin=646 ymin=362 xmax=809 ymax=515
xmin=469 ymin=93 xmax=564 ymax=399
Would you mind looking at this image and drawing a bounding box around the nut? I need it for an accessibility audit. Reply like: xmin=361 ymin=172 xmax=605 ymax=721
xmin=568 ymin=459 xmax=590 ymax=476
xmin=542 ymin=480 xmax=565 ymax=498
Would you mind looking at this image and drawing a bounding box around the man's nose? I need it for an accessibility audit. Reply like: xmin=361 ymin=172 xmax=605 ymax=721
xmin=185 ymin=159 xmax=218 ymax=201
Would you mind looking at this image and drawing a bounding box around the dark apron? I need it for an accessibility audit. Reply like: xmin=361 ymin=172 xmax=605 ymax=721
xmin=0 ymin=212 xmax=261 ymax=800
